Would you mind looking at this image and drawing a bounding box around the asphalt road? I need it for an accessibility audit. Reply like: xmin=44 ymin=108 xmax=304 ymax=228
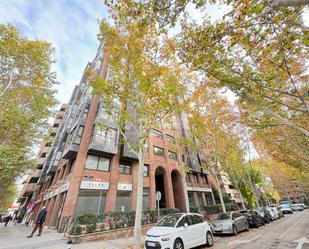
xmin=203 ymin=209 xmax=309 ymax=249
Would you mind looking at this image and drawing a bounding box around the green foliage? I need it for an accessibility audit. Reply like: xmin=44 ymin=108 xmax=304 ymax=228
xmin=0 ymin=24 xmax=57 ymax=204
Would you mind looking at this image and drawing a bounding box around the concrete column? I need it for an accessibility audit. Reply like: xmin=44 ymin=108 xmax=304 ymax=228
xmin=48 ymin=195 xmax=61 ymax=227
xmin=193 ymin=192 xmax=199 ymax=208
xmin=164 ymin=170 xmax=175 ymax=208
xmin=201 ymin=192 xmax=207 ymax=206
xmin=105 ymin=155 xmax=120 ymax=211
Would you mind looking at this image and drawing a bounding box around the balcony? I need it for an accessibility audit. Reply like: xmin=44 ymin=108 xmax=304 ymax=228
xmin=63 ymin=143 xmax=79 ymax=159
xmin=88 ymin=137 xmax=118 ymax=156
xmin=36 ymin=157 xmax=46 ymax=169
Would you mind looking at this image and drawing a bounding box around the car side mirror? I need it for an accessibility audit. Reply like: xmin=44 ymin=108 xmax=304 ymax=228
xmin=184 ymin=223 xmax=188 ymax=229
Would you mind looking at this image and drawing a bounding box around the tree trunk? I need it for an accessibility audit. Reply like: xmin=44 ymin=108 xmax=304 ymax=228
xmin=252 ymin=190 xmax=261 ymax=208
xmin=181 ymin=172 xmax=190 ymax=212
xmin=239 ymin=191 xmax=246 ymax=210
xmin=133 ymin=147 xmax=144 ymax=248
xmin=214 ymin=174 xmax=226 ymax=212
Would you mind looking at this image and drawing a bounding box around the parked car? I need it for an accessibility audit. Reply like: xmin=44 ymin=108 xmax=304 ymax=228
xmin=266 ymin=207 xmax=279 ymax=220
xmin=212 ymin=211 xmax=249 ymax=235
xmin=145 ymin=213 xmax=213 ymax=249
xmin=239 ymin=209 xmax=263 ymax=228
xmin=254 ymin=207 xmax=272 ymax=224
xmin=291 ymin=204 xmax=304 ymax=212
xmin=280 ymin=204 xmax=293 ymax=214
xmin=295 ymin=204 xmax=305 ymax=211
xmin=277 ymin=207 xmax=284 ymax=218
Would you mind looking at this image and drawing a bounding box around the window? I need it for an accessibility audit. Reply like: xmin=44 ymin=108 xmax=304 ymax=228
xmin=168 ymin=150 xmax=177 ymax=160
xmin=76 ymin=190 xmax=106 ymax=216
xmin=188 ymin=192 xmax=195 ymax=209
xmin=116 ymin=191 xmax=131 ymax=212
xmin=151 ymin=129 xmax=162 ymax=139
xmin=201 ymin=174 xmax=209 ymax=184
xmin=52 ymin=151 xmax=62 ymax=167
xmin=98 ymin=107 xmax=118 ymax=121
xmin=143 ymin=165 xmax=149 ymax=177
xmin=119 ymin=161 xmax=132 ymax=175
xmin=205 ymin=192 xmax=213 ymax=205
xmin=67 ymin=159 xmax=76 ymax=174
xmin=166 ymin=135 xmax=175 ymax=143
xmin=198 ymin=193 xmax=204 ymax=207
xmin=192 ymin=173 xmax=199 ymax=183
xmin=83 ymin=106 xmax=89 ymax=120
xmin=185 ymin=174 xmax=190 ymax=182
xmin=143 ymin=142 xmax=148 ymax=152
xmin=191 ymin=215 xmax=203 ymax=224
xmin=153 ymin=146 xmax=164 ymax=156
xmin=73 ymin=126 xmax=84 ymax=145
xmin=143 ymin=188 xmax=150 ymax=209
xmin=93 ymin=126 xmax=117 ymax=146
xmin=85 ymin=154 xmax=110 ymax=171
xmin=40 ymin=153 xmax=47 ymax=158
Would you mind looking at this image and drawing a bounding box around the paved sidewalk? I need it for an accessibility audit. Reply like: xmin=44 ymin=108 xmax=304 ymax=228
xmin=0 ymin=222 xmax=138 ymax=249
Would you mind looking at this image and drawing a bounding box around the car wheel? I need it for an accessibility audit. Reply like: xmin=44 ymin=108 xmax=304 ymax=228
xmin=174 ymin=239 xmax=184 ymax=249
xmin=206 ymin=231 xmax=213 ymax=247
xmin=232 ymin=225 xmax=238 ymax=236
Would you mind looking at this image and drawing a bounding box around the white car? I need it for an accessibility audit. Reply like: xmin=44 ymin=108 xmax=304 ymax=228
xmin=266 ymin=207 xmax=279 ymax=220
xmin=280 ymin=204 xmax=293 ymax=214
xmin=145 ymin=213 xmax=213 ymax=249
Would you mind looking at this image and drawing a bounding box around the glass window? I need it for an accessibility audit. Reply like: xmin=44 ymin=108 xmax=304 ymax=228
xmin=192 ymin=173 xmax=199 ymax=183
xmin=143 ymin=142 xmax=148 ymax=152
xmin=191 ymin=215 xmax=203 ymax=224
xmin=201 ymin=175 xmax=209 ymax=184
xmin=198 ymin=193 xmax=204 ymax=207
xmin=166 ymin=135 xmax=175 ymax=143
xmin=119 ymin=162 xmax=131 ymax=175
xmin=143 ymin=165 xmax=149 ymax=177
xmin=205 ymin=192 xmax=213 ymax=205
xmin=188 ymin=192 xmax=195 ymax=209
xmin=76 ymin=190 xmax=106 ymax=216
xmin=143 ymin=188 xmax=150 ymax=209
xmin=98 ymin=107 xmax=118 ymax=121
xmin=73 ymin=126 xmax=84 ymax=145
xmin=151 ymin=129 xmax=162 ymax=139
xmin=93 ymin=126 xmax=117 ymax=146
xmin=153 ymin=146 xmax=164 ymax=156
xmin=116 ymin=191 xmax=131 ymax=212
xmin=98 ymin=157 xmax=110 ymax=171
xmin=157 ymin=213 xmax=183 ymax=227
xmin=168 ymin=150 xmax=177 ymax=160
xmin=85 ymin=155 xmax=110 ymax=171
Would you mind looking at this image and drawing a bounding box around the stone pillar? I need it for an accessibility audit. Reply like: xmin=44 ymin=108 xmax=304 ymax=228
xmin=164 ymin=170 xmax=175 ymax=208
xmin=193 ymin=192 xmax=199 ymax=208
xmin=201 ymin=192 xmax=207 ymax=206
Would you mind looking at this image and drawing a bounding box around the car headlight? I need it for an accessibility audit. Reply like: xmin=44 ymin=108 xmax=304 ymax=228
xmin=161 ymin=236 xmax=171 ymax=241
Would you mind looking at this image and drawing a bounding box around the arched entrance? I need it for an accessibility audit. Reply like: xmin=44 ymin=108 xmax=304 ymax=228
xmin=171 ymin=169 xmax=186 ymax=211
xmin=155 ymin=167 xmax=166 ymax=208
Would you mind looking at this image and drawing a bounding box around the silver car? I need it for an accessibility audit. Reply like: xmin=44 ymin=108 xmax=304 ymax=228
xmin=212 ymin=212 xmax=249 ymax=235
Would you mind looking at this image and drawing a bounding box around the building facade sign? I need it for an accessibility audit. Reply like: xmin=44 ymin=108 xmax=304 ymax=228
xmin=80 ymin=180 xmax=109 ymax=190
xmin=187 ymin=186 xmax=212 ymax=192
xmin=117 ymin=183 xmax=132 ymax=191
xmin=59 ymin=182 xmax=69 ymax=193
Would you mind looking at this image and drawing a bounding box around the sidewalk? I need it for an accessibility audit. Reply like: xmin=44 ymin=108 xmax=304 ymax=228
xmin=0 ymin=222 xmax=141 ymax=249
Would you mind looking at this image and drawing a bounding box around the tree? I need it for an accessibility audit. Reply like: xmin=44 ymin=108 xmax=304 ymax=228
xmin=89 ymin=1 xmax=187 ymax=246
xmin=0 ymin=24 xmax=57 ymax=206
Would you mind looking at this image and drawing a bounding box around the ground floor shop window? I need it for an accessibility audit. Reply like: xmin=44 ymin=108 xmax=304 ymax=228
xmin=205 ymin=192 xmax=213 ymax=205
xmin=116 ymin=191 xmax=131 ymax=212
xmin=143 ymin=188 xmax=150 ymax=209
xmin=188 ymin=192 xmax=195 ymax=209
xmin=75 ymin=190 xmax=106 ymax=216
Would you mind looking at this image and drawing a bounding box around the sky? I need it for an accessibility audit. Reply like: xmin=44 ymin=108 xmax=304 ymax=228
xmin=0 ymin=0 xmax=108 ymax=104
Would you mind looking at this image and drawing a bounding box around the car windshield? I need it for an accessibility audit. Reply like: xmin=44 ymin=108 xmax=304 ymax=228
xmin=215 ymin=213 xmax=231 ymax=220
xmin=156 ymin=213 xmax=183 ymax=227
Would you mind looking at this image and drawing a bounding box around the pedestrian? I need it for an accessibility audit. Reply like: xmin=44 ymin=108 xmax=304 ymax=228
xmin=4 ymin=215 xmax=12 ymax=227
xmin=27 ymin=206 xmax=47 ymax=238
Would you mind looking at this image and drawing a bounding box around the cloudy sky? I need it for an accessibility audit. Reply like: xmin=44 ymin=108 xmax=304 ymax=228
xmin=0 ymin=0 xmax=108 ymax=104
xmin=0 ymin=1 xmax=231 ymax=105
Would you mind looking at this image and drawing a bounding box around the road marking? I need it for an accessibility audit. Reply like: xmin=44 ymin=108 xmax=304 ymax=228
xmin=227 ymin=234 xmax=263 ymax=247
xmin=294 ymin=237 xmax=309 ymax=249
xmin=278 ymin=214 xmax=305 ymax=239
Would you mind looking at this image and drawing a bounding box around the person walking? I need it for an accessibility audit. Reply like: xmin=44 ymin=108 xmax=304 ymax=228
xmin=4 ymin=215 xmax=12 ymax=227
xmin=27 ymin=206 xmax=47 ymax=238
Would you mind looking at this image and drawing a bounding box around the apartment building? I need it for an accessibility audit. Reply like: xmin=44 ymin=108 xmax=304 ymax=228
xmin=279 ymin=180 xmax=309 ymax=204
xmin=17 ymin=105 xmax=67 ymax=220
xmin=23 ymin=44 xmax=214 ymax=232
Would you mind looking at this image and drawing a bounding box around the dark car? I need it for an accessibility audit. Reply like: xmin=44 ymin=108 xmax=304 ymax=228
xmin=239 ymin=209 xmax=263 ymax=228
xmin=253 ymin=207 xmax=272 ymax=224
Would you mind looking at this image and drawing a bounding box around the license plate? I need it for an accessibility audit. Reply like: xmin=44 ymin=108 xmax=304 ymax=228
xmin=147 ymin=242 xmax=156 ymax=247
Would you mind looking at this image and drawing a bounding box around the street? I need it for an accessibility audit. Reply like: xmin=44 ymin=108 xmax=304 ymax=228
xmin=0 ymin=210 xmax=308 ymax=249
